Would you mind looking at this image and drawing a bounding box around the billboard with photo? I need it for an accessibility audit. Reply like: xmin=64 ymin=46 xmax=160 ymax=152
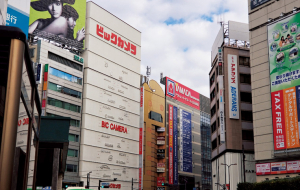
xmin=268 ymin=12 xmax=300 ymax=150
xmin=29 ymin=0 xmax=86 ymax=49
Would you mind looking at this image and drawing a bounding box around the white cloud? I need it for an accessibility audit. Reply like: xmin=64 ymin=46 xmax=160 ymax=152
xmin=88 ymin=0 xmax=249 ymax=97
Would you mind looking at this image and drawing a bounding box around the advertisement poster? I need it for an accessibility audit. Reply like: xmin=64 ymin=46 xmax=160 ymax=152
xmin=271 ymin=162 xmax=287 ymax=174
xmin=169 ymin=104 xmax=173 ymax=184
xmin=228 ymin=54 xmax=239 ymax=119
xmin=256 ymin=163 xmax=271 ymax=176
xmin=180 ymin=109 xmax=192 ymax=173
xmin=173 ymin=106 xmax=178 ymax=185
xmin=271 ymin=91 xmax=286 ymax=150
xmin=250 ymin=0 xmax=271 ymax=10
xmin=218 ymin=75 xmax=225 ymax=143
xmin=287 ymin=160 xmax=300 ymax=173
xmin=166 ymin=77 xmax=200 ymax=110
xmin=29 ymin=0 xmax=86 ymax=49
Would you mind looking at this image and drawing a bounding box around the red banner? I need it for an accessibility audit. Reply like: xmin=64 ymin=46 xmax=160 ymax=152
xmin=166 ymin=77 xmax=200 ymax=110
xmin=139 ymin=128 xmax=143 ymax=155
xmin=256 ymin=163 xmax=271 ymax=175
xmin=271 ymin=91 xmax=286 ymax=150
xmin=169 ymin=104 xmax=173 ymax=184
xmin=157 ymin=177 xmax=165 ymax=186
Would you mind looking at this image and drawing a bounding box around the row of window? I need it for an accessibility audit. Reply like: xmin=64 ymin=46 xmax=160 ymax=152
xmin=68 ymin=149 xmax=79 ymax=157
xmin=47 ymin=97 xmax=81 ymax=113
xmin=49 ymin=67 xmax=82 ymax=85
xmin=48 ymin=82 xmax=82 ymax=99
xmin=47 ymin=113 xmax=80 ymax=127
xmin=48 ymin=52 xmax=83 ymax=71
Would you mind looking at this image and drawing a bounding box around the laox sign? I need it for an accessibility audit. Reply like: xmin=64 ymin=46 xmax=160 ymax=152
xmin=102 ymin=121 xmax=128 ymax=133
xmin=96 ymin=25 xmax=136 ymax=55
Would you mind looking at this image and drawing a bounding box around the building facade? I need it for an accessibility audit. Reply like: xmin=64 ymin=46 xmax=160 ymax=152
xmin=210 ymin=24 xmax=256 ymax=189
xmin=142 ymin=80 xmax=166 ymax=190
xmin=79 ymin=2 xmax=141 ymax=189
xmin=248 ymin=0 xmax=300 ymax=182
xmin=200 ymin=94 xmax=212 ymax=190
xmin=29 ymin=40 xmax=84 ymax=186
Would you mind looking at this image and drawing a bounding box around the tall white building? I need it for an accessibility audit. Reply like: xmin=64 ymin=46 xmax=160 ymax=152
xmin=80 ymin=2 xmax=142 ymax=189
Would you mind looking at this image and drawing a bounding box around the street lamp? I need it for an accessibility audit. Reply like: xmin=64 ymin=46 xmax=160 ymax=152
xmin=221 ymin=163 xmax=236 ymax=190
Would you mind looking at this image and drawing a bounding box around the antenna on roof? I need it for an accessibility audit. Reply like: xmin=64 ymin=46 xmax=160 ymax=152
xmin=217 ymin=12 xmax=225 ymax=26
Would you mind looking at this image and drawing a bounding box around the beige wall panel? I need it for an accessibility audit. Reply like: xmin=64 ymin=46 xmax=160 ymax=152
xmin=48 ymin=74 xmax=82 ymax=92
xmin=251 ymin=55 xmax=268 ymax=67
xmin=255 ymin=150 xmax=273 ymax=160
xmin=252 ymin=86 xmax=271 ymax=97
xmin=251 ymin=14 xmax=268 ymax=28
xmin=254 ymin=142 xmax=273 ymax=152
xmin=86 ymin=19 xmax=141 ymax=60
xmin=254 ymin=134 xmax=273 ymax=144
xmin=84 ymin=84 xmax=139 ymax=115
xmin=85 ymin=34 xmax=140 ymax=73
xmin=47 ymin=91 xmax=81 ymax=106
xmin=82 ymin=99 xmax=139 ymax=128
xmin=46 ymin=109 xmax=81 ymax=121
xmin=81 ymin=129 xmax=138 ymax=154
xmin=249 ymin=7 xmax=268 ymax=21
xmin=87 ymin=2 xmax=141 ymax=46
xmin=84 ymin=51 xmax=140 ymax=86
xmin=268 ymin=6 xmax=286 ymax=19
xmin=253 ymin=109 xmax=271 ymax=120
xmin=252 ymin=47 xmax=268 ymax=60
xmin=82 ymin=114 xmax=139 ymax=141
xmin=84 ymin=69 xmax=140 ymax=102
xmin=254 ymin=125 xmax=273 ymax=136
xmin=252 ymin=77 xmax=270 ymax=89
xmin=252 ymin=93 xmax=271 ymax=105
xmin=250 ymin=26 xmax=267 ymax=39
xmin=251 ymin=63 xmax=269 ymax=75
xmin=252 ymin=100 xmax=271 ymax=112
xmin=80 ymin=145 xmax=139 ymax=167
xmin=49 ymin=60 xmax=83 ymax=78
xmin=46 ymin=105 xmax=81 ymax=118
xmin=252 ymin=69 xmax=269 ymax=82
xmin=251 ymin=40 xmax=267 ymax=52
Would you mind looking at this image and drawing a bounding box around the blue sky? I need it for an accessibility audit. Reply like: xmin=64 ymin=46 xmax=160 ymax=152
xmin=89 ymin=0 xmax=249 ymax=97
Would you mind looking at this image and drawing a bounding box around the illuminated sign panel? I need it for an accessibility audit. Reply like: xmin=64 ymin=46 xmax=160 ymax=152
xmin=165 ymin=77 xmax=200 ymax=110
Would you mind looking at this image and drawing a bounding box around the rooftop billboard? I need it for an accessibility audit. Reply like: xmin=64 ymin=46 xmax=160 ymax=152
xmin=165 ymin=77 xmax=200 ymax=110
xmin=29 ymin=0 xmax=86 ymax=49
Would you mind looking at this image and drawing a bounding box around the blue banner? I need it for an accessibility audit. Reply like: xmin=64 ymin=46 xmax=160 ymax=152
xmin=6 ymin=5 xmax=29 ymax=38
xmin=182 ymin=110 xmax=192 ymax=172
xmin=173 ymin=106 xmax=178 ymax=184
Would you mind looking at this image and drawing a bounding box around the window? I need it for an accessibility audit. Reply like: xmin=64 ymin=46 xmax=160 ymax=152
xmin=218 ymin=135 xmax=220 ymax=145
xmin=212 ymin=139 xmax=217 ymax=150
xmin=68 ymin=149 xmax=78 ymax=157
xmin=240 ymin=92 xmax=252 ymax=103
xmin=48 ymin=82 xmax=82 ymax=99
xmin=69 ymin=134 xmax=79 ymax=142
xmin=210 ymin=105 xmax=216 ymax=116
xmin=239 ymin=57 xmax=250 ymax=66
xmin=217 ymin=117 xmax=219 ymax=127
xmin=240 ymin=74 xmax=251 ymax=84
xmin=217 ymin=99 xmax=219 ymax=110
xmin=48 ymin=52 xmax=83 ymax=71
xmin=47 ymin=113 xmax=80 ymax=127
xmin=29 ymin=48 xmax=35 ymax=58
xmin=210 ymin=89 xmax=216 ymax=101
xmin=47 ymin=97 xmax=81 ymax=113
xmin=211 ymin=121 xmax=216 ymax=133
xmin=149 ymin=111 xmax=163 ymax=123
xmin=216 ymin=83 xmax=219 ymax=92
xmin=66 ymin=164 xmax=78 ymax=172
xmin=210 ymin=72 xmax=215 ymax=86
xmin=241 ymin=111 xmax=253 ymax=122
xmin=49 ymin=67 xmax=82 ymax=85
xmin=242 ymin=130 xmax=254 ymax=141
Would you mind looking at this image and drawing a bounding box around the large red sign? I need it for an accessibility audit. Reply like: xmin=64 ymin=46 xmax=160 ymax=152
xmin=96 ymin=25 xmax=136 ymax=55
xmin=165 ymin=77 xmax=200 ymax=110
xmin=256 ymin=163 xmax=271 ymax=175
xmin=169 ymin=105 xmax=173 ymax=184
xmin=271 ymin=91 xmax=286 ymax=150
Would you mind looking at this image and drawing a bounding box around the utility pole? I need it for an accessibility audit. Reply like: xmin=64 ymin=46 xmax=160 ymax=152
xmin=98 ymin=180 xmax=101 ymax=190
xmin=243 ymin=145 xmax=246 ymax=183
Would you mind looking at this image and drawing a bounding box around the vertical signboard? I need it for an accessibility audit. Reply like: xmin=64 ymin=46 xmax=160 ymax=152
xmin=169 ymin=104 xmax=173 ymax=184
xmin=180 ymin=109 xmax=192 ymax=172
xmin=173 ymin=106 xmax=178 ymax=185
xmin=268 ymin=13 xmax=300 ymax=151
xmin=179 ymin=109 xmax=183 ymax=172
xmin=6 ymin=0 xmax=31 ymax=37
xmin=29 ymin=0 xmax=86 ymax=49
xmin=139 ymin=86 xmax=144 ymax=190
xmin=41 ymin=64 xmax=48 ymax=116
xmin=228 ymin=54 xmax=239 ymax=119
xmin=218 ymin=75 xmax=225 ymax=143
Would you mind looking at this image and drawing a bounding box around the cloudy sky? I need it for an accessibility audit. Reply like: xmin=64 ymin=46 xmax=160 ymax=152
xmin=89 ymin=0 xmax=249 ymax=97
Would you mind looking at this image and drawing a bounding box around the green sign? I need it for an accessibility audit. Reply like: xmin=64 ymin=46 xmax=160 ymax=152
xmin=268 ymin=12 xmax=300 ymax=92
xmin=74 ymin=55 xmax=83 ymax=63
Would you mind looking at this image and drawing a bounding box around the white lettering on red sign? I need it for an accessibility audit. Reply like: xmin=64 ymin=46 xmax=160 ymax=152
xmin=96 ymin=25 xmax=137 ymax=55
xmin=102 ymin=121 xmax=128 ymax=133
